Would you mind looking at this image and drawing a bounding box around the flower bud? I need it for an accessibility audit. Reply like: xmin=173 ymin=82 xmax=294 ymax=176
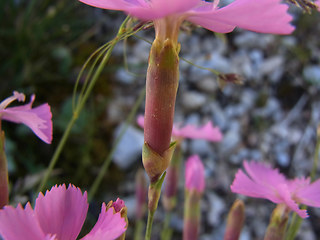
xmin=185 ymin=155 xmax=205 ymax=194
xmin=107 ymin=198 xmax=128 ymax=240
xmin=224 ymin=199 xmax=245 ymax=240
xmin=264 ymin=204 xmax=289 ymax=240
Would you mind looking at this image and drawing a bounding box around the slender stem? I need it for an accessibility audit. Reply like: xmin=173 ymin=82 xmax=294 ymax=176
xmin=144 ymin=172 xmax=167 ymax=240
xmin=161 ymin=212 xmax=172 ymax=240
xmin=145 ymin=210 xmax=155 ymax=240
xmin=37 ymin=116 xmax=77 ymax=193
xmin=37 ymin=16 xmax=132 ymax=193
xmin=284 ymin=213 xmax=301 ymax=240
xmin=134 ymin=219 xmax=145 ymax=240
xmin=310 ymin=125 xmax=320 ymax=181
xmin=0 ymin=126 xmax=9 ymax=208
xmin=285 ymin=124 xmax=320 ymax=240
xmin=88 ymin=87 xmax=146 ymax=201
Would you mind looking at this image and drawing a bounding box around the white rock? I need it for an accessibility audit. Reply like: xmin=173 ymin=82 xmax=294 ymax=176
xmin=207 ymin=193 xmax=226 ymax=226
xmin=181 ymin=91 xmax=207 ymax=111
xmin=113 ymin=124 xmax=144 ymax=169
xmin=303 ymin=65 xmax=320 ymax=84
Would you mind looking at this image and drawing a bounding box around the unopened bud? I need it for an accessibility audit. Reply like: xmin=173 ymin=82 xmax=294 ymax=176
xmin=264 ymin=204 xmax=289 ymax=240
xmin=107 ymin=198 xmax=128 ymax=240
xmin=224 ymin=199 xmax=245 ymax=240
xmin=162 ymin=146 xmax=182 ymax=211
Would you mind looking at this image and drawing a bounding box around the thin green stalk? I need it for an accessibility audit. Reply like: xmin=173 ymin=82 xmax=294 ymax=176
xmin=72 ymin=42 xmax=111 ymax=110
xmin=285 ymin=125 xmax=320 ymax=240
xmin=144 ymin=172 xmax=167 ymax=240
xmin=310 ymin=126 xmax=320 ymax=181
xmin=285 ymin=213 xmax=301 ymax=240
xmin=38 ymin=44 xmax=115 ymax=194
xmin=37 ymin=116 xmax=78 ymax=193
xmin=37 ymin=16 xmax=132 ymax=193
xmin=88 ymin=87 xmax=146 ymax=201
xmin=145 ymin=210 xmax=155 ymax=240
xmin=134 ymin=219 xmax=145 ymax=240
xmin=161 ymin=212 xmax=173 ymax=240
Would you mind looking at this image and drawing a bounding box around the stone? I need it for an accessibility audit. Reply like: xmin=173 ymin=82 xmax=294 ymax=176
xmin=113 ymin=124 xmax=144 ymax=169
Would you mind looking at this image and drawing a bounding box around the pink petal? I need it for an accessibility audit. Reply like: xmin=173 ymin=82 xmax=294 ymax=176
xmin=138 ymin=115 xmax=222 ymax=142
xmin=173 ymin=122 xmax=223 ymax=142
xmin=35 ymin=184 xmax=88 ymax=240
xmin=1 ymin=95 xmax=53 ymax=144
xmin=130 ymin=0 xmax=198 ymax=19
xmin=287 ymin=177 xmax=310 ymax=193
xmin=112 ymin=198 xmax=126 ymax=212
xmin=0 ymin=203 xmax=45 ymax=240
xmin=243 ymin=161 xmax=287 ymax=190
xmin=316 ymin=0 xmax=320 ymax=10
xmin=185 ymin=155 xmax=205 ymax=193
xmin=230 ymin=169 xmax=282 ymax=203
xmin=231 ymin=161 xmax=309 ymax=218
xmin=82 ymin=203 xmax=127 ymax=240
xmin=78 ymin=0 xmax=144 ymax=13
xmin=137 ymin=115 xmax=144 ymax=129
xmin=188 ymin=0 xmax=294 ymax=34
xmin=79 ymin=0 xmax=199 ymax=21
xmin=295 ymin=179 xmax=320 ymax=208
xmin=276 ymin=184 xmax=308 ymax=218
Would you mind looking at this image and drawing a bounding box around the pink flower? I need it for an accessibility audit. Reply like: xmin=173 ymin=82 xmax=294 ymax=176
xmin=137 ymin=115 xmax=222 ymax=142
xmin=0 ymin=91 xmax=52 ymax=144
xmin=79 ymin=0 xmax=294 ymax=34
xmin=0 ymin=184 xmax=127 ymax=240
xmin=230 ymin=161 xmax=320 ymax=218
xmin=112 ymin=198 xmax=126 ymax=212
xmin=185 ymin=155 xmax=205 ymax=193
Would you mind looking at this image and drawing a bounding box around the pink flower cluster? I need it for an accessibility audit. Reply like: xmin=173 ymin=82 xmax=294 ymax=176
xmin=0 ymin=185 xmax=127 ymax=240
xmin=231 ymin=161 xmax=320 ymax=218
xmin=0 ymin=91 xmax=52 ymax=144
xmin=79 ymin=0 xmax=294 ymax=34
xmin=137 ymin=115 xmax=222 ymax=142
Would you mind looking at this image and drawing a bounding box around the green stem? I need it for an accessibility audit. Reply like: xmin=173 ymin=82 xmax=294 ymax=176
xmin=284 ymin=213 xmax=301 ymax=240
xmin=145 ymin=172 xmax=167 ymax=240
xmin=37 ymin=16 xmax=131 ymax=193
xmin=0 ymin=128 xmax=9 ymax=208
xmin=134 ymin=219 xmax=145 ymax=240
xmin=161 ymin=212 xmax=172 ymax=240
xmin=310 ymin=126 xmax=320 ymax=181
xmin=145 ymin=210 xmax=155 ymax=240
xmin=37 ymin=116 xmax=77 ymax=193
xmin=285 ymin=124 xmax=320 ymax=240
xmin=88 ymin=87 xmax=146 ymax=201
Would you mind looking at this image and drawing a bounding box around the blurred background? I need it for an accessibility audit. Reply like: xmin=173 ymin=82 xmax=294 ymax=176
xmin=1 ymin=0 xmax=320 ymax=239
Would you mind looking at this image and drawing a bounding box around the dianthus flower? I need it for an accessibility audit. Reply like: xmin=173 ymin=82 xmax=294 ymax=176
xmin=137 ymin=115 xmax=222 ymax=142
xmin=231 ymin=161 xmax=320 ymax=218
xmin=0 ymin=184 xmax=127 ymax=240
xmin=0 ymin=91 xmax=52 ymax=144
xmin=79 ymin=0 xmax=294 ymax=35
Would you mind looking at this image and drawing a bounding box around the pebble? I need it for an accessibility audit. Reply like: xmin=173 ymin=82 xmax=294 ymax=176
xmin=113 ymin=124 xmax=144 ymax=169
xmin=181 ymin=91 xmax=207 ymax=111
xmin=303 ymin=65 xmax=320 ymax=85
xmin=206 ymin=193 xmax=226 ymax=226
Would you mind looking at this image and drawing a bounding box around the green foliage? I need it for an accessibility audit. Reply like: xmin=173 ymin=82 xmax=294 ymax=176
xmin=0 ymin=0 xmax=91 ymax=96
